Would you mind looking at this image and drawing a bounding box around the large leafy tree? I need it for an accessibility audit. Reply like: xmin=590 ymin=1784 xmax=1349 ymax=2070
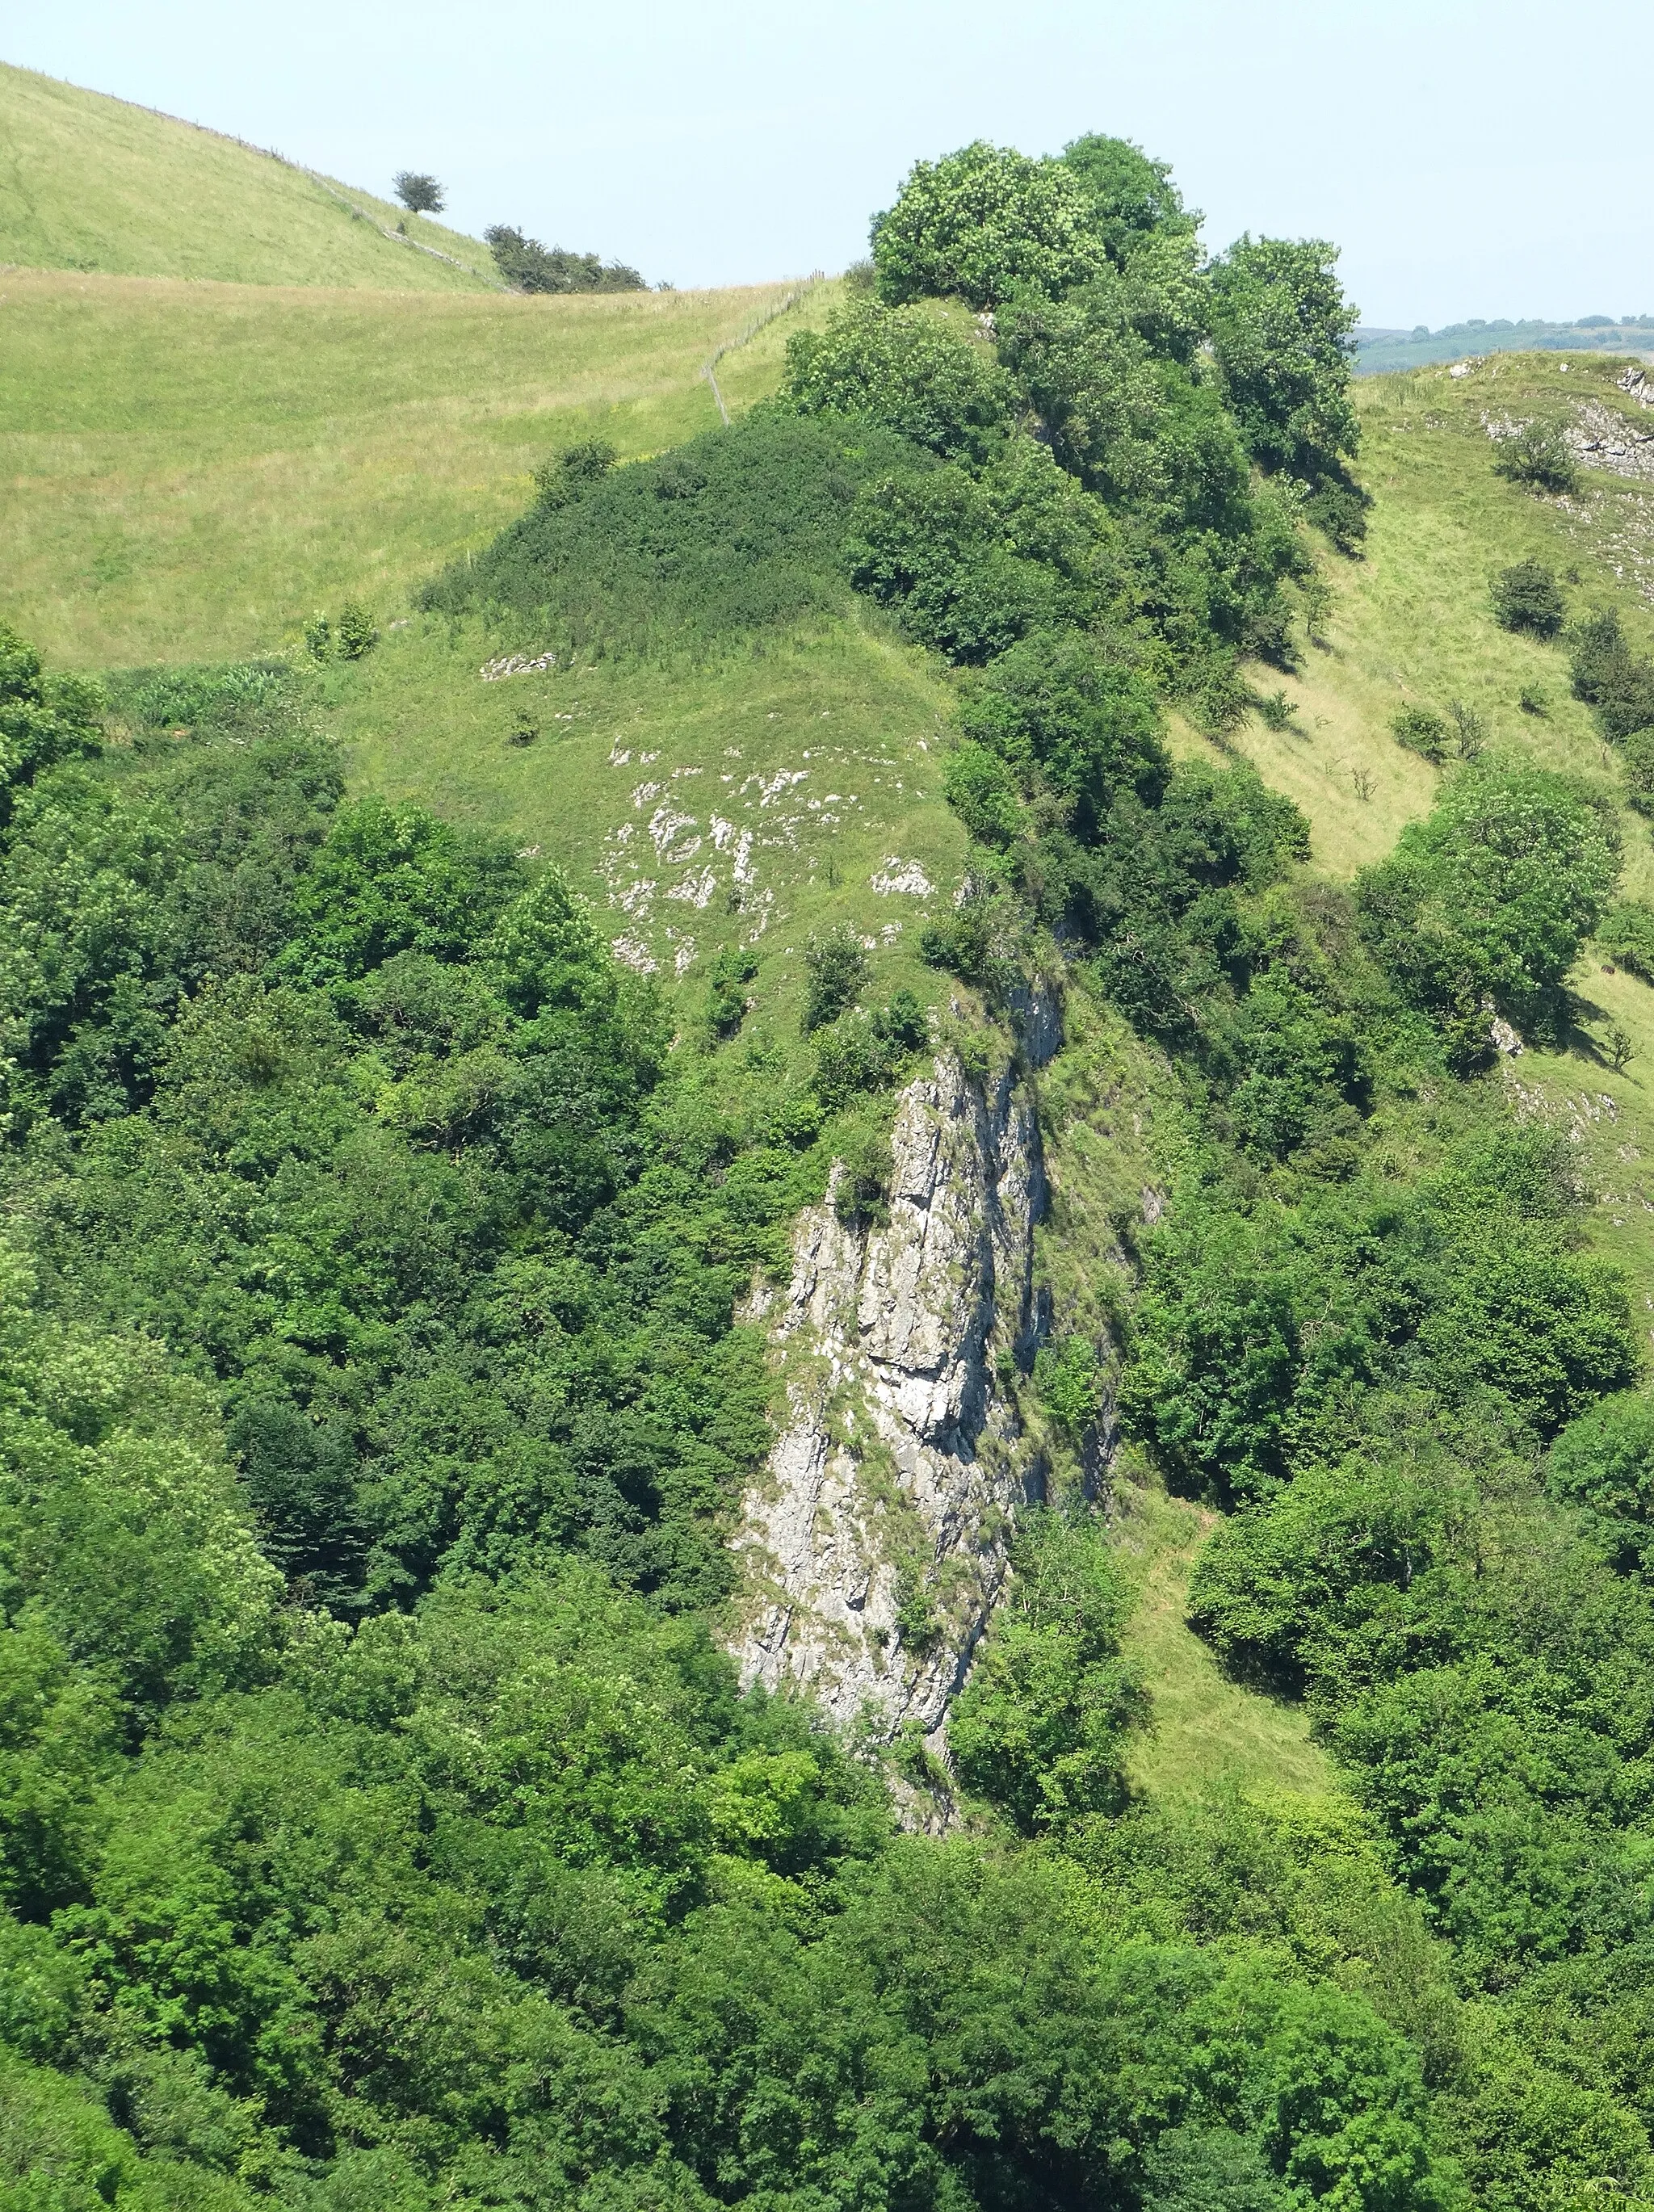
xmin=1059 ymin=131 xmax=1199 ymax=266
xmin=1355 ymin=765 xmax=1619 ymax=1051
xmin=1207 ymin=235 xmax=1360 ymax=484
xmin=871 ymin=140 xmax=1106 ymax=308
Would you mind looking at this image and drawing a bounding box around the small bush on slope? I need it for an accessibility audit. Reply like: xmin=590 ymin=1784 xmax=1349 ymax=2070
xmin=1598 ymin=898 xmax=1654 ymax=979
xmin=1494 ymin=417 xmax=1579 ymax=495
xmin=1570 ymin=606 xmax=1654 ymax=741
xmin=1492 ymin=558 xmax=1566 ymax=637
xmin=484 ymin=223 xmax=644 ymax=293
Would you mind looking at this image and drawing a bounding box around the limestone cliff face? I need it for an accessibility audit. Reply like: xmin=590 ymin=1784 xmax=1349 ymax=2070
xmin=732 ymin=1014 xmax=1057 ymax=1744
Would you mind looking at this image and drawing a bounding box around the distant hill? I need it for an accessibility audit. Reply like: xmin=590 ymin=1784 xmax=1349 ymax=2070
xmin=0 ymin=60 xmax=498 ymax=289
xmin=1356 ymin=313 xmax=1654 ymax=373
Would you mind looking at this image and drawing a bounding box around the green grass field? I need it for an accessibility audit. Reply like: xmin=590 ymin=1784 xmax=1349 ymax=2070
xmin=0 ymin=60 xmax=496 ymax=288
xmin=0 ymin=271 xmax=833 ymax=665
xmin=321 ymin=602 xmax=966 ymax=1037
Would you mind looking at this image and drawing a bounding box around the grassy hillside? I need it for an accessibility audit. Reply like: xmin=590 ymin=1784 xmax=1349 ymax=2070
xmin=1173 ymin=350 xmax=1654 ymax=1313
xmin=0 ymin=59 xmax=497 ymax=288
xmin=0 ymin=271 xmax=829 ymax=665
xmin=326 ymin=610 xmax=963 ymax=1028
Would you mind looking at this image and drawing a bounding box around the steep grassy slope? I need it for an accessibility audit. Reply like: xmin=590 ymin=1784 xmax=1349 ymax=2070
xmin=0 ymin=272 xmax=829 ymax=664
xmin=1175 ymin=351 xmax=1654 ymax=1318
xmin=325 ymin=606 xmax=966 ymax=1034
xmin=1192 ymin=353 xmax=1654 ymax=867
xmin=0 ymin=60 xmax=495 ymax=288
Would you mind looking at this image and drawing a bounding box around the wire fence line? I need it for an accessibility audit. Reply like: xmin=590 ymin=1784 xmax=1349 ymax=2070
xmin=702 ymin=273 xmax=826 ymax=425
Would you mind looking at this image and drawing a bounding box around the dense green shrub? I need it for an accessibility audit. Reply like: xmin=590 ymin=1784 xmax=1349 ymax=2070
xmin=0 ymin=622 xmax=103 ymax=825
xmin=1570 ymin=607 xmax=1654 ymax=740
xmin=115 ymin=659 xmax=292 ymax=734
xmin=1620 ymin=725 xmax=1654 ymax=812
xmin=942 ymin=737 xmax=1028 ymax=850
xmin=1597 ymin=898 xmax=1654 ymax=978
xmin=334 ymin=598 xmax=378 ymax=660
xmin=485 ymin=223 xmax=644 ymax=292
xmin=811 ymin=993 xmax=928 ymax=1109
xmin=995 ymin=296 xmax=1254 ymax=535
xmin=425 ymin=412 xmax=919 ymax=653
xmin=1055 ymin=763 xmax=1311 ymax=1043
xmin=842 ymin=446 xmax=1098 ymax=661
xmin=1355 ymin=766 xmax=1618 ymax=1051
xmin=1224 ymin=965 xmax=1367 ymax=1161
xmin=1391 ymin=704 xmax=1450 ymax=762
xmin=1058 ymin=132 xmax=1198 ymax=267
xmin=917 ymin=879 xmax=1026 ymax=997
xmin=1187 ymin=1456 xmax=1455 ymax=1691
xmin=1492 ymin=558 xmax=1566 ymax=636
xmin=1493 ymin=418 xmax=1579 ymax=494
xmin=781 ymin=296 xmax=1014 ymax=461
xmin=1126 ymin=1126 xmax=1639 ymax=1499
xmin=1547 ymin=1392 xmax=1654 ymax=1570
xmin=1207 ymin=236 xmax=1360 ymax=486
xmin=278 ymin=794 xmax=527 ymax=984
xmin=958 ymin=629 xmax=1169 ymax=833
xmin=951 ymin=1514 xmax=1148 ymax=1830
xmin=801 ymin=921 xmax=870 ymax=1032
xmin=531 ymin=436 xmax=617 ymax=507
xmin=1301 ymin=472 xmax=1374 ymax=554
xmin=703 ymin=944 xmax=758 ymax=1039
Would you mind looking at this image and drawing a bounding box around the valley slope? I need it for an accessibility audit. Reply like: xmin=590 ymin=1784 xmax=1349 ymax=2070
xmin=14 ymin=99 xmax=1654 ymax=2206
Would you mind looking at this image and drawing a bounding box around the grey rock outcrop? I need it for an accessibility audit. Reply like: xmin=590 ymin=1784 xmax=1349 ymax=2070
xmin=731 ymin=1012 xmax=1057 ymax=1746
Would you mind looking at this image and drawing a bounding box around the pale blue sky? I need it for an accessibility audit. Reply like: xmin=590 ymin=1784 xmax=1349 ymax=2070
xmin=6 ymin=0 xmax=1649 ymax=327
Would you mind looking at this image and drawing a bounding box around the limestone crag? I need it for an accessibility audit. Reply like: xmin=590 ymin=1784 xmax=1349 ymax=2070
xmin=733 ymin=1022 xmax=1056 ymax=1744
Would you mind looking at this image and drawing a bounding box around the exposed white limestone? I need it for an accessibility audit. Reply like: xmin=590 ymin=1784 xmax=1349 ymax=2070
xmin=731 ymin=993 xmax=1062 ymax=1748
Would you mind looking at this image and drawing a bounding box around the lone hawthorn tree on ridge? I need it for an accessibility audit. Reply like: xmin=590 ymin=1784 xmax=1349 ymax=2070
xmin=393 ymin=172 xmax=445 ymax=216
